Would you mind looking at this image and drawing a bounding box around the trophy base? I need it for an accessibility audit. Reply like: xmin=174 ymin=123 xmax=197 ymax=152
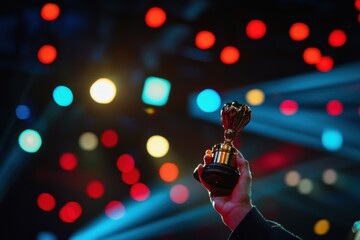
xmin=193 ymin=163 xmax=239 ymax=196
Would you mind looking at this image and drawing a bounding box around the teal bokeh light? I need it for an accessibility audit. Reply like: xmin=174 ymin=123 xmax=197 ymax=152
xmin=53 ymin=86 xmax=73 ymax=107
xmin=37 ymin=231 xmax=57 ymax=240
xmin=321 ymin=128 xmax=343 ymax=151
xmin=196 ymin=89 xmax=221 ymax=113
xmin=141 ymin=76 xmax=171 ymax=106
xmin=18 ymin=129 xmax=42 ymax=153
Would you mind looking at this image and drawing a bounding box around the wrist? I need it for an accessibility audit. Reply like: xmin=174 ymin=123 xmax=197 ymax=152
xmin=222 ymin=204 xmax=253 ymax=231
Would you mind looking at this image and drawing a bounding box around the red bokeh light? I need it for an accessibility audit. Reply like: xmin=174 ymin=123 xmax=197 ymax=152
xmin=170 ymin=184 xmax=189 ymax=204
xmin=59 ymin=201 xmax=82 ymax=223
xmin=289 ymin=22 xmax=309 ymax=41
xmin=316 ymin=56 xmax=334 ymax=72
xmin=195 ymin=31 xmax=216 ymax=50
xmin=86 ymin=180 xmax=105 ymax=199
xmin=246 ymin=19 xmax=266 ymax=39
xmin=355 ymin=0 xmax=360 ymax=11
xmin=105 ymin=201 xmax=125 ymax=220
xmin=117 ymin=154 xmax=135 ymax=173
xmin=130 ymin=183 xmax=150 ymax=202
xmin=280 ymin=100 xmax=298 ymax=115
xmin=101 ymin=129 xmax=118 ymax=148
xmin=145 ymin=7 xmax=166 ymax=28
xmin=220 ymin=46 xmax=240 ymax=64
xmin=38 ymin=45 xmax=57 ymax=64
xmin=303 ymin=47 xmax=321 ymax=65
xmin=41 ymin=3 xmax=60 ymax=21
xmin=326 ymin=100 xmax=343 ymax=116
xmin=37 ymin=193 xmax=56 ymax=211
xmin=121 ymin=167 xmax=140 ymax=185
xmin=328 ymin=29 xmax=347 ymax=47
xmin=159 ymin=162 xmax=179 ymax=182
xmin=59 ymin=152 xmax=78 ymax=171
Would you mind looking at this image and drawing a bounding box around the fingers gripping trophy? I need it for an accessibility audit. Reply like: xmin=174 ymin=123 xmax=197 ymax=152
xmin=193 ymin=101 xmax=251 ymax=196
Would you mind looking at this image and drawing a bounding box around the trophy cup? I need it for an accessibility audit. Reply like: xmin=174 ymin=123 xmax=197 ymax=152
xmin=193 ymin=101 xmax=251 ymax=196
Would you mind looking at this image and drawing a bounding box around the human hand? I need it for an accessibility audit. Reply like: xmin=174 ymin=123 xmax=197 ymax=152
xmin=196 ymin=150 xmax=254 ymax=230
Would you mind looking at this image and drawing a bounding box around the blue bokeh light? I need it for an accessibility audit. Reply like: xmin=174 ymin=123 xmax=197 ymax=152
xmin=321 ymin=128 xmax=343 ymax=151
xmin=141 ymin=76 xmax=171 ymax=106
xmin=196 ymin=89 xmax=221 ymax=113
xmin=15 ymin=105 xmax=31 ymax=120
xmin=37 ymin=231 xmax=57 ymax=240
xmin=53 ymin=86 xmax=73 ymax=107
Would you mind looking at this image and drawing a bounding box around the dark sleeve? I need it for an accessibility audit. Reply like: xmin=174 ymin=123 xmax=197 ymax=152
xmin=228 ymin=207 xmax=302 ymax=240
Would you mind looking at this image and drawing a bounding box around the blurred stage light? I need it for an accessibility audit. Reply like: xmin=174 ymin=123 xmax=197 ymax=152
xmin=170 ymin=184 xmax=189 ymax=204
xmin=53 ymin=86 xmax=73 ymax=107
xmin=314 ymin=219 xmax=330 ymax=235
xmin=130 ymin=183 xmax=151 ymax=201
xmin=284 ymin=170 xmax=301 ymax=187
xmin=246 ymin=19 xmax=266 ymax=39
xmin=37 ymin=193 xmax=56 ymax=211
xmin=59 ymin=201 xmax=82 ymax=223
xmin=303 ymin=47 xmax=321 ymax=65
xmin=100 ymin=129 xmax=118 ymax=148
xmin=326 ymin=100 xmax=343 ymax=116
xmin=117 ymin=154 xmax=135 ymax=173
xmin=79 ymin=132 xmax=98 ymax=151
xmin=196 ymin=88 xmax=221 ymax=113
xmin=289 ymin=22 xmax=309 ymax=41
xmin=146 ymin=135 xmax=169 ymax=158
xmin=195 ymin=30 xmax=216 ymax=49
xmin=18 ymin=129 xmax=42 ymax=153
xmin=322 ymin=168 xmax=337 ymax=185
xmin=145 ymin=7 xmax=166 ymax=28
xmin=321 ymin=128 xmax=343 ymax=151
xmin=316 ymin=56 xmax=334 ymax=72
xmin=38 ymin=45 xmax=57 ymax=64
xmin=90 ymin=78 xmax=117 ymax=104
xmin=41 ymin=3 xmax=60 ymax=21
xmin=354 ymin=220 xmax=360 ymax=233
xmin=280 ymin=100 xmax=298 ymax=115
xmin=37 ymin=231 xmax=57 ymax=240
xmin=105 ymin=201 xmax=125 ymax=220
xmin=15 ymin=104 xmax=31 ymax=120
xmin=141 ymin=76 xmax=171 ymax=106
xmin=220 ymin=46 xmax=240 ymax=64
xmin=121 ymin=167 xmax=140 ymax=185
xmin=245 ymin=88 xmax=265 ymax=106
xmin=159 ymin=162 xmax=179 ymax=182
xmin=298 ymin=178 xmax=313 ymax=194
xmin=59 ymin=152 xmax=78 ymax=171
xmin=86 ymin=180 xmax=105 ymax=199
xmin=328 ymin=29 xmax=347 ymax=47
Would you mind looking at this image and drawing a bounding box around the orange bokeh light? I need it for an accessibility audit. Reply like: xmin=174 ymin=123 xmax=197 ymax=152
xmin=145 ymin=7 xmax=166 ymax=28
xmin=195 ymin=31 xmax=216 ymax=50
xmin=328 ymin=29 xmax=347 ymax=47
xmin=41 ymin=3 xmax=60 ymax=21
xmin=316 ymin=56 xmax=334 ymax=72
xmin=246 ymin=19 xmax=266 ymax=39
xmin=159 ymin=162 xmax=179 ymax=182
xmin=289 ymin=22 xmax=309 ymax=41
xmin=220 ymin=46 xmax=240 ymax=64
xmin=38 ymin=45 xmax=57 ymax=64
xmin=303 ymin=47 xmax=321 ymax=65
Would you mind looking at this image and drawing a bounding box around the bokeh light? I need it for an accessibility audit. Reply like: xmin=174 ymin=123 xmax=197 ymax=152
xmin=37 ymin=193 xmax=56 ymax=211
xmin=146 ymin=135 xmax=170 ymax=158
xmin=326 ymin=100 xmax=343 ymax=116
xmin=196 ymin=88 xmax=221 ymax=113
xmin=86 ymin=180 xmax=105 ymax=199
xmin=298 ymin=178 xmax=313 ymax=194
xmin=117 ymin=154 xmax=135 ymax=173
xmin=130 ymin=183 xmax=151 ymax=202
xmin=220 ymin=46 xmax=240 ymax=64
xmin=79 ymin=132 xmax=98 ymax=151
xmin=246 ymin=19 xmax=266 ymax=39
xmin=321 ymin=128 xmax=343 ymax=151
xmin=142 ymin=76 xmax=171 ymax=106
xmin=16 ymin=104 xmax=31 ymax=120
xmin=145 ymin=7 xmax=166 ymax=28
xmin=59 ymin=152 xmax=78 ymax=171
xmin=314 ymin=219 xmax=330 ymax=235
xmin=121 ymin=167 xmax=140 ymax=185
xmin=353 ymin=220 xmax=360 ymax=233
xmin=90 ymin=78 xmax=117 ymax=104
xmin=37 ymin=231 xmax=57 ymax=240
xmin=316 ymin=56 xmax=334 ymax=72
xmin=280 ymin=100 xmax=298 ymax=115
xmin=245 ymin=88 xmax=265 ymax=106
xmin=289 ymin=22 xmax=309 ymax=41
xmin=38 ymin=45 xmax=57 ymax=64
xmin=284 ymin=170 xmax=301 ymax=187
xmin=328 ymin=29 xmax=347 ymax=47
xmin=195 ymin=30 xmax=216 ymax=49
xmin=170 ymin=184 xmax=189 ymax=204
xmin=53 ymin=86 xmax=73 ymax=107
xmin=18 ymin=129 xmax=42 ymax=153
xmin=59 ymin=202 xmax=82 ymax=223
xmin=41 ymin=3 xmax=60 ymax=21
xmin=105 ymin=201 xmax=125 ymax=220
xmin=303 ymin=47 xmax=321 ymax=65
xmin=322 ymin=168 xmax=337 ymax=185
xmin=100 ymin=129 xmax=118 ymax=148
xmin=159 ymin=162 xmax=179 ymax=182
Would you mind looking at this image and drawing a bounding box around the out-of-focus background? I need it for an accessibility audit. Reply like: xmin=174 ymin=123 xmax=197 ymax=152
xmin=1 ymin=0 xmax=360 ymax=239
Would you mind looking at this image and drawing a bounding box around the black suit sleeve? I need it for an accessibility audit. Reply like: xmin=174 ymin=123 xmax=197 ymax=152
xmin=228 ymin=207 xmax=302 ymax=240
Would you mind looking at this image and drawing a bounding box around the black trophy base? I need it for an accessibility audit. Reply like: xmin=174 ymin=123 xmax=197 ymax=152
xmin=193 ymin=163 xmax=239 ymax=196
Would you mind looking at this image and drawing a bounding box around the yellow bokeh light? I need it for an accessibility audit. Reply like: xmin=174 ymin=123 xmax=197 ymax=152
xmin=79 ymin=132 xmax=98 ymax=151
xmin=297 ymin=178 xmax=313 ymax=194
xmin=284 ymin=170 xmax=301 ymax=187
xmin=146 ymin=135 xmax=169 ymax=158
xmin=90 ymin=78 xmax=117 ymax=104
xmin=245 ymin=88 xmax=265 ymax=106
xmin=314 ymin=219 xmax=330 ymax=235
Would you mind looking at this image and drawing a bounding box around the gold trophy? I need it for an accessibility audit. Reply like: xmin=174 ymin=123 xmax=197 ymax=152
xmin=193 ymin=101 xmax=251 ymax=196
